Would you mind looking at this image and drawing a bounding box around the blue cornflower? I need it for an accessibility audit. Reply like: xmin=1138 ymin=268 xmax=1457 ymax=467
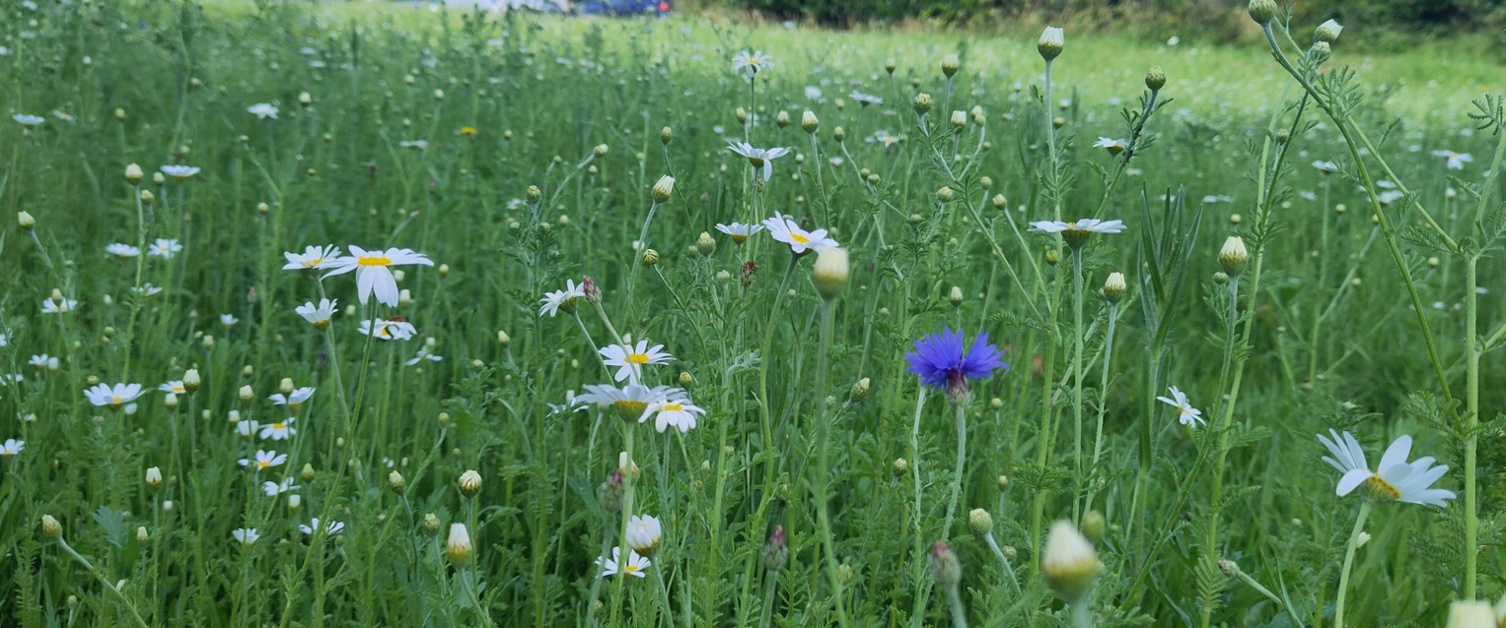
xmin=906 ymin=328 xmax=1008 ymax=405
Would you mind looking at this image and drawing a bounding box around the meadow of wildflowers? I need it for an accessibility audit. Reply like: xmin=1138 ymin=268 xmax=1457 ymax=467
xmin=1 ymin=0 xmax=1504 ymax=625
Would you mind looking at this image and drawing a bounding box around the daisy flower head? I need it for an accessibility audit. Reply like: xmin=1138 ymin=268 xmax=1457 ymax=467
xmin=0 ymin=439 xmax=23 ymax=457
xmin=905 ymin=328 xmax=1007 ymax=406
xmin=296 ymin=298 xmax=337 ymax=329
xmin=1430 ymin=149 xmax=1473 ymax=170
xmin=1028 ymin=218 xmax=1127 ymax=249
xmin=239 ymin=450 xmax=287 ymax=472
xmin=577 ymin=383 xmax=685 ymax=423
xmin=247 ymin=103 xmax=279 ymax=119
xmin=130 ymin=284 xmax=163 ymax=297
xmin=360 ymin=318 xmax=417 ymax=341
xmin=727 ymin=142 xmax=790 ymax=182
xmin=29 ymin=354 xmax=56 ymax=370
xmin=641 ymin=397 xmax=706 ymax=433
xmin=85 ymin=382 xmax=145 ymax=409
xmin=868 ymin=130 xmax=900 ymax=149
xmin=596 ymin=547 xmax=651 ymax=578
xmin=715 ymin=222 xmax=765 ymax=244
xmin=1312 ymin=160 xmax=1339 ymax=174
xmin=262 ymin=477 xmax=298 ymax=496
xmin=1093 ymin=137 xmax=1128 ymax=156
xmin=268 ymin=387 xmax=315 ymax=408
xmin=404 ymin=343 xmax=443 ymax=366
xmin=600 ymin=340 xmax=673 ymax=384
xmin=52 ymin=110 xmax=74 ymax=122
xmin=13 ymin=114 xmax=45 ymax=127
xmin=732 ymin=50 xmax=772 ymax=78
xmin=299 ymin=518 xmax=345 ymax=536
xmin=322 ymin=245 xmax=433 ymax=307
xmin=259 ymin=418 xmax=296 ymax=440
xmin=538 ymin=279 xmax=586 ymax=318
xmin=398 ymin=139 xmax=428 ymax=150
xmin=105 ymin=243 xmax=141 ymax=258
xmin=148 ymin=238 xmax=182 ymax=259
xmin=159 ymin=381 xmax=187 ymax=395
xmin=220 ymin=314 xmax=238 ymax=326
xmin=42 ymin=297 xmax=78 ymax=314
xmin=625 ymin=514 xmax=663 ymax=556
xmin=1155 ymin=386 xmax=1204 ymax=428
xmin=282 ymin=245 xmax=344 ymax=271
xmin=849 ymin=91 xmax=883 ymax=106
xmin=231 ymin=528 xmax=260 ymax=546
xmin=1318 ymin=430 xmax=1455 ymax=507
xmin=762 ymin=212 xmax=837 ymax=255
xmin=159 ymin=165 xmax=199 ymax=180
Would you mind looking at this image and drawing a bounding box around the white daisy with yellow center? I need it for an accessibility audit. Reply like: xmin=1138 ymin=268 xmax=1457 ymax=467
xmin=283 ymin=245 xmax=345 ymax=271
xmin=1318 ymin=430 xmax=1454 ymax=507
xmin=596 ymin=547 xmax=651 ymax=578
xmin=763 ymin=212 xmax=837 ymax=255
xmin=1155 ymin=386 xmax=1204 ymax=428
xmin=85 ymin=382 xmax=145 ymax=409
xmin=731 ymin=50 xmax=772 ymax=78
xmin=641 ymin=397 xmax=706 ymax=433
xmin=322 ymin=245 xmax=433 ymax=307
xmin=239 ymin=450 xmax=287 ymax=472
xmin=577 ymin=383 xmax=685 ymax=423
xmin=599 ymin=340 xmax=673 ymax=384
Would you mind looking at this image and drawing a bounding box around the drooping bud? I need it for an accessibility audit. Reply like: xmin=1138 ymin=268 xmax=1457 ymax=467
xmin=812 ymin=247 xmax=850 ymax=301
xmin=1219 ymin=236 xmax=1249 ymax=276
xmin=1038 ymin=27 xmax=1064 ymax=62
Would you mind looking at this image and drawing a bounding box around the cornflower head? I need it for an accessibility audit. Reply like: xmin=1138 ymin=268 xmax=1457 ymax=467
xmin=906 ymin=328 xmax=1007 ymax=406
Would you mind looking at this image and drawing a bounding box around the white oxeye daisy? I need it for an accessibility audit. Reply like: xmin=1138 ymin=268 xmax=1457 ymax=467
xmin=1430 ymin=149 xmax=1473 ymax=170
xmin=299 ymin=518 xmax=345 ymax=535
xmin=283 ymin=245 xmax=344 ymax=271
xmin=106 ymin=243 xmax=141 ymax=258
xmin=322 ymin=245 xmax=433 ymax=307
xmin=804 ymin=86 xmax=823 ymax=100
xmin=220 ymin=314 xmax=239 ymax=327
xmin=259 ymin=418 xmax=296 ymax=440
xmin=296 ymin=298 xmax=338 ymax=329
xmin=404 ymin=344 xmax=443 ymax=366
xmin=231 ymin=528 xmax=260 ymax=546
xmin=236 ymin=421 xmax=260 ymax=439
xmin=0 ymin=439 xmax=23 ymax=457
xmin=1029 ymin=218 xmax=1126 ymax=248
xmin=625 ymin=514 xmax=663 ymax=556
xmin=868 ymin=131 xmax=900 ymax=148
xmin=359 ymin=318 xmax=417 ymax=341
xmin=42 ymin=298 xmax=78 ymax=314
xmin=52 ymin=110 xmax=74 ymax=121
xmin=577 ymin=383 xmax=686 ymax=423
xmin=28 ymin=354 xmax=52 ymax=368
xmin=247 ymin=103 xmax=279 ymax=119
xmin=159 ymin=381 xmax=187 ymax=395
xmin=600 ymin=340 xmax=673 ymax=384
xmin=239 ymin=450 xmax=287 ymax=472
xmin=596 ymin=547 xmax=651 ymax=578
xmin=148 ymin=238 xmax=183 ymax=259
xmin=12 ymin=114 xmax=44 ymax=127
xmin=399 ymin=139 xmax=428 ymax=150
xmin=762 ymin=212 xmax=837 ymax=254
xmin=130 ymin=284 xmax=163 ymax=297
xmin=1378 ymin=190 xmax=1405 ymax=205
xmin=159 ymin=165 xmax=200 ymax=180
xmin=538 ymin=279 xmax=586 ymax=318
xmin=1156 ymin=386 xmax=1204 ymax=428
xmin=714 ymin=222 xmax=765 ymax=244
xmin=262 ymin=478 xmax=298 ymax=496
xmin=1093 ymin=137 xmax=1128 ymax=155
xmin=731 ymin=50 xmax=772 ymax=78
xmin=849 ymin=91 xmax=883 ymax=106
xmin=640 ymin=397 xmax=706 ymax=433
xmin=269 ymin=387 xmax=316 ymax=408
xmin=85 ymin=382 xmax=145 ymax=409
xmin=726 ymin=142 xmax=790 ymax=182
xmin=1312 ymin=160 xmax=1339 ymax=173
xmin=1318 ymin=430 xmax=1455 ymax=507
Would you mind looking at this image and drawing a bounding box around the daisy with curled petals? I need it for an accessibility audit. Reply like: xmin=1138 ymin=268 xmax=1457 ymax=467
xmin=299 ymin=518 xmax=345 ymax=535
xmin=148 ymin=238 xmax=182 ymax=259
xmin=42 ymin=298 xmax=78 ymax=314
xmin=1318 ymin=430 xmax=1454 ymax=507
xmin=577 ymin=383 xmax=687 ymax=423
xmin=283 ymin=245 xmax=344 ymax=271
xmin=763 ymin=212 xmax=837 ymax=254
xmin=296 ymin=298 xmax=337 ymax=329
xmin=727 ymin=142 xmax=790 ymax=182
xmin=159 ymin=381 xmax=187 ymax=395
xmin=322 ymin=245 xmax=433 ymax=307
xmin=160 ymin=165 xmax=200 ymax=180
xmin=105 ymin=243 xmax=141 ymax=258
xmin=641 ymin=397 xmax=706 ymax=433
xmin=85 ymin=382 xmax=145 ymax=409
xmin=360 ymin=318 xmax=417 ymax=341
xmin=715 ymin=222 xmax=764 ymax=244
xmin=731 ymin=50 xmax=772 ymax=78
xmin=1093 ymin=137 xmax=1128 ymax=155
xmin=269 ymin=387 xmax=315 ymax=408
xmin=1155 ymin=386 xmax=1204 ymax=428
xmin=596 ymin=547 xmax=651 ymax=578
xmin=259 ymin=418 xmax=296 ymax=441
xmin=1029 ymin=218 xmax=1126 ymax=248
xmin=405 ymin=343 xmax=443 ymax=366
xmin=0 ymin=439 xmax=23 ymax=457
xmin=232 ymin=528 xmax=260 ymax=546
xmin=600 ymin=340 xmax=673 ymax=384
xmin=1430 ymin=149 xmax=1473 ymax=170
xmin=238 ymin=450 xmax=287 ymax=472
xmin=538 ymin=279 xmax=586 ymax=317
xmin=262 ymin=478 xmax=298 ymax=496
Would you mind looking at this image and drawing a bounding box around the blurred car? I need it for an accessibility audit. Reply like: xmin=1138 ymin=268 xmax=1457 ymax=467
xmin=574 ymin=0 xmax=670 ymax=16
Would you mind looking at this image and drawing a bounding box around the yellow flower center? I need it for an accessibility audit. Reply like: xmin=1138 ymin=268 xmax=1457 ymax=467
xmin=172 ymin=386 xmax=184 ymax=393
xmin=1361 ymin=475 xmax=1400 ymax=502
xmin=628 ymin=353 xmax=651 ymax=365
xmin=272 ymin=423 xmax=286 ymax=430
xmin=625 ymin=564 xmax=640 ymax=573
xmin=304 ymin=258 xmax=322 ymax=267
xmin=662 ymin=403 xmax=683 ymax=412
xmin=357 ymin=255 xmax=392 ymax=267
xmin=790 ymin=233 xmax=809 ymax=245
xmin=257 ymin=461 xmax=270 ymax=470
xmin=614 ymin=400 xmax=648 ymax=422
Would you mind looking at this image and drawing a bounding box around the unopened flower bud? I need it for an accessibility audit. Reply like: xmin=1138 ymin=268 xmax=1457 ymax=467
xmin=238 ymin=385 xmax=254 ymax=403
xmin=182 ymin=368 xmax=200 ymax=393
xmin=301 ymin=463 xmax=315 ymax=482
xmin=458 ymin=470 xmax=482 ymax=498
xmin=936 ymin=186 xmax=954 ymax=203
xmin=1248 ymin=0 xmax=1277 ymax=25
xmin=139 ymin=189 xmax=155 ymax=205
xmin=1219 ymin=236 xmax=1249 ymax=276
xmin=833 ymin=126 xmax=845 ymax=142
xmin=1103 ymin=272 xmax=1127 ymax=303
xmin=930 ymin=541 xmax=962 ymax=588
xmin=1042 ymin=521 xmax=1099 ymax=603
xmin=893 ymin=458 xmax=909 ymax=474
xmin=775 ymin=110 xmax=789 ymax=128
xmin=1080 ymin=510 xmax=1106 ymax=543
xmin=422 ymin=513 xmax=440 ymax=536
xmin=389 ymin=470 xmax=406 ymax=494
xmin=137 ymin=526 xmax=149 ymax=545
xmin=42 ymin=515 xmax=64 ymax=540
xmin=763 ymin=525 xmax=788 ymax=573
xmin=949 ymin=286 xmax=964 ymax=307
xmin=697 ymin=232 xmax=717 ymax=256
xmin=1038 ymin=26 xmax=1064 ymax=61
xmin=652 ymin=175 xmax=675 ymax=203
xmin=660 ymin=126 xmax=673 ymax=144
xmin=593 ymin=144 xmax=609 ymax=158
xmin=525 ymin=185 xmax=542 ymax=204
xmin=913 ymin=93 xmax=933 ymax=116
xmin=735 ymin=107 xmax=747 ymax=124
xmin=968 ymin=509 xmax=993 ymax=535
xmin=163 ymin=393 xmax=178 ymax=410
xmin=18 ymin=211 xmax=35 ymax=230
xmin=641 ymin=249 xmax=659 ymax=266
xmin=1145 ymin=67 xmax=1166 ymax=91
xmin=849 ymin=377 xmax=870 ymax=403
xmin=885 ymin=59 xmax=896 ymax=74
xmin=145 ymin=467 xmax=162 ymax=491
xmin=801 ymin=110 xmax=818 ymax=134
xmin=125 ymin=164 xmax=143 ymax=183
xmin=446 ymin=523 xmax=473 ymax=566
xmin=600 ymin=469 xmax=624 ymax=514
xmin=812 ymin=247 xmax=849 ymax=300
xmin=950 ymin=110 xmax=966 ymax=129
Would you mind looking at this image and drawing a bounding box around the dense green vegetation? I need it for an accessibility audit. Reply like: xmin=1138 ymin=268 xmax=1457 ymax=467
xmin=0 ymin=1 xmax=1502 ymax=626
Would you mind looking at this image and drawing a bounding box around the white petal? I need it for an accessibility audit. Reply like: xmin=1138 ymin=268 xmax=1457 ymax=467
xmin=1336 ymin=469 xmax=1371 ymax=496
xmin=1377 ymin=435 xmax=1412 ymax=473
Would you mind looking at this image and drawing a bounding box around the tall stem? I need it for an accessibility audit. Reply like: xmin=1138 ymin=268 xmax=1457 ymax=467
xmin=1333 ymin=501 xmax=1372 ymax=627
xmin=944 ymin=403 xmax=968 ymax=540
xmin=1070 ymin=248 xmax=1086 ymax=523
xmin=609 ymin=426 xmax=637 ymax=625
xmin=1464 ymin=259 xmax=1479 ymax=597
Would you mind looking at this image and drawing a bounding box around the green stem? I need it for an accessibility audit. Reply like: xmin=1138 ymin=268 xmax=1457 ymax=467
xmin=1333 ymin=501 xmax=1372 ymax=627
xmin=57 ymin=539 xmax=150 ymax=628
xmin=609 ymin=426 xmax=637 ymax=625
xmin=1070 ymin=248 xmax=1086 ymax=524
xmin=812 ymin=298 xmax=851 ymax=627
xmin=945 ymin=584 xmax=968 ymax=628
xmin=1464 ymin=258 xmax=1479 ymax=598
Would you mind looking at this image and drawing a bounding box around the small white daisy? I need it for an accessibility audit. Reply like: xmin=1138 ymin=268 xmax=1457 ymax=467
xmin=322 ymin=246 xmax=433 ymax=307
xmin=714 ymin=222 xmax=765 ymax=244
xmin=1155 ymin=386 xmax=1204 ymax=428
xmin=148 ymin=238 xmax=183 ymax=259
xmin=231 ymin=528 xmax=260 ymax=546
xmin=282 ymin=245 xmax=344 ymax=271
xmin=731 ymin=50 xmax=772 ymax=78
xmin=12 ymin=114 xmax=45 ymax=127
xmin=106 ymin=243 xmax=141 ymax=258
xmin=763 ymin=212 xmax=837 ymax=254
xmin=727 ymin=142 xmax=790 ymax=182
xmin=599 ymin=340 xmax=674 ymax=384
xmin=596 ymin=547 xmax=651 ymax=578
xmin=640 ymin=397 xmax=706 ymax=433
xmin=238 ymin=450 xmax=287 ymax=472
xmin=296 ymin=298 xmax=338 ymax=329
xmin=359 ymin=318 xmax=417 ymax=341
xmin=247 ymin=103 xmax=279 ymax=119
xmin=160 ymin=165 xmax=200 ymax=179
xmin=85 ymin=383 xmax=145 ymax=409
xmin=538 ymin=279 xmax=586 ymax=318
